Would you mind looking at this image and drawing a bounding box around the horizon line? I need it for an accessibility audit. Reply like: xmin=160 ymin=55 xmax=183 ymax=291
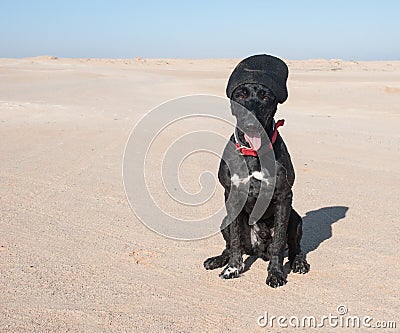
xmin=1 ymin=55 xmax=400 ymax=62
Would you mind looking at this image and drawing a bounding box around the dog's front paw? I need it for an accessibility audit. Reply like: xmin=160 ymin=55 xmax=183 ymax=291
xmin=291 ymin=255 xmax=310 ymax=274
xmin=204 ymin=255 xmax=228 ymax=270
xmin=266 ymin=270 xmax=287 ymax=288
xmin=219 ymin=264 xmax=244 ymax=279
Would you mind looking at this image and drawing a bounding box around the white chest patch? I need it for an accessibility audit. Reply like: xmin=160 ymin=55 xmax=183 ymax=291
xmin=251 ymin=171 xmax=270 ymax=184
xmin=230 ymin=174 xmax=251 ymax=187
xmin=231 ymin=171 xmax=270 ymax=187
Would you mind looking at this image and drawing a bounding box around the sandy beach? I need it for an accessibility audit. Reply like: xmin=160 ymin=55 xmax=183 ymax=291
xmin=1 ymin=57 xmax=399 ymax=332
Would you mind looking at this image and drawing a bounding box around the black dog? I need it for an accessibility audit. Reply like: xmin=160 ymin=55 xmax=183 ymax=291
xmin=204 ymin=55 xmax=309 ymax=288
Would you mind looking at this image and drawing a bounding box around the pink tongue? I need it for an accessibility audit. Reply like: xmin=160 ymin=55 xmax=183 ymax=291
xmin=244 ymin=132 xmax=261 ymax=151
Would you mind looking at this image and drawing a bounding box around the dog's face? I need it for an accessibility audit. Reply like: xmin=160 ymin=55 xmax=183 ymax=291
xmin=230 ymin=83 xmax=278 ymax=150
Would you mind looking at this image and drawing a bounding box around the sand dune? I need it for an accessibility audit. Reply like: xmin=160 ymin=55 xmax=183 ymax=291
xmin=0 ymin=57 xmax=399 ymax=332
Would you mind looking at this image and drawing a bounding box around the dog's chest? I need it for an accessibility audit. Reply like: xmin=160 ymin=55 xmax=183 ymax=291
xmin=248 ymin=175 xmax=264 ymax=197
xmin=230 ymin=166 xmax=271 ymax=195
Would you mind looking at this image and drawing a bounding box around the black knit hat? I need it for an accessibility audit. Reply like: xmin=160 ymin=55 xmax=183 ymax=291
xmin=226 ymin=54 xmax=289 ymax=104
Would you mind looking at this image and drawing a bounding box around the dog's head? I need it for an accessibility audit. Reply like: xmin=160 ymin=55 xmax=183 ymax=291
xmin=226 ymin=54 xmax=288 ymax=150
xmin=230 ymin=83 xmax=278 ymax=150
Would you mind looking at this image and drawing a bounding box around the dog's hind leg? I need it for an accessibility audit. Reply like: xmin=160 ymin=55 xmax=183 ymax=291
xmin=287 ymin=208 xmax=310 ymax=274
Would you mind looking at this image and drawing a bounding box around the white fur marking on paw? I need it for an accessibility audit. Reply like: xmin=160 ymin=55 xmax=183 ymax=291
xmin=221 ymin=264 xmax=244 ymax=278
xmin=225 ymin=266 xmax=239 ymax=275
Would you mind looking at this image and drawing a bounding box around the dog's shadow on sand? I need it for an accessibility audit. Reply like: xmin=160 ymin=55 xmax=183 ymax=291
xmin=243 ymin=206 xmax=349 ymax=273
xmin=301 ymin=206 xmax=349 ymax=255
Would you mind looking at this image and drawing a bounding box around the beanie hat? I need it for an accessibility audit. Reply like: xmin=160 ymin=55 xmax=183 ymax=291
xmin=226 ymin=54 xmax=289 ymax=104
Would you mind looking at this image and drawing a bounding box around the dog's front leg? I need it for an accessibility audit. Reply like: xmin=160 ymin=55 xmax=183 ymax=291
xmin=218 ymin=147 xmax=250 ymax=279
xmin=219 ymin=176 xmax=249 ymax=279
xmin=266 ymin=193 xmax=292 ymax=288
xmin=219 ymin=210 xmax=246 ymax=279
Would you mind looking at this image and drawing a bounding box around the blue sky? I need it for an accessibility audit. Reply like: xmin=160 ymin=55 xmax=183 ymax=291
xmin=1 ymin=0 xmax=399 ymax=60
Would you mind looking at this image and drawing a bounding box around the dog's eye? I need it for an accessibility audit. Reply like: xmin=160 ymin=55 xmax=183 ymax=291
xmin=235 ymin=88 xmax=248 ymax=99
xmin=258 ymin=90 xmax=273 ymax=102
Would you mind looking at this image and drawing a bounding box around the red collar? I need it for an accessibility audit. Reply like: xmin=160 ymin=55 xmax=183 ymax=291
xmin=235 ymin=119 xmax=285 ymax=156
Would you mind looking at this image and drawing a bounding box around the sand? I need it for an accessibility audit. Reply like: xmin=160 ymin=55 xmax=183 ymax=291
xmin=0 ymin=57 xmax=399 ymax=332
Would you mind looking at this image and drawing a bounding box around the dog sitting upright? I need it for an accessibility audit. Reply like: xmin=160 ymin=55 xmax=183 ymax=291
xmin=204 ymin=54 xmax=310 ymax=288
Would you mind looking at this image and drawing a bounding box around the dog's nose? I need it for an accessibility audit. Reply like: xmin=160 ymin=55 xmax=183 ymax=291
xmin=244 ymin=122 xmax=258 ymax=132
